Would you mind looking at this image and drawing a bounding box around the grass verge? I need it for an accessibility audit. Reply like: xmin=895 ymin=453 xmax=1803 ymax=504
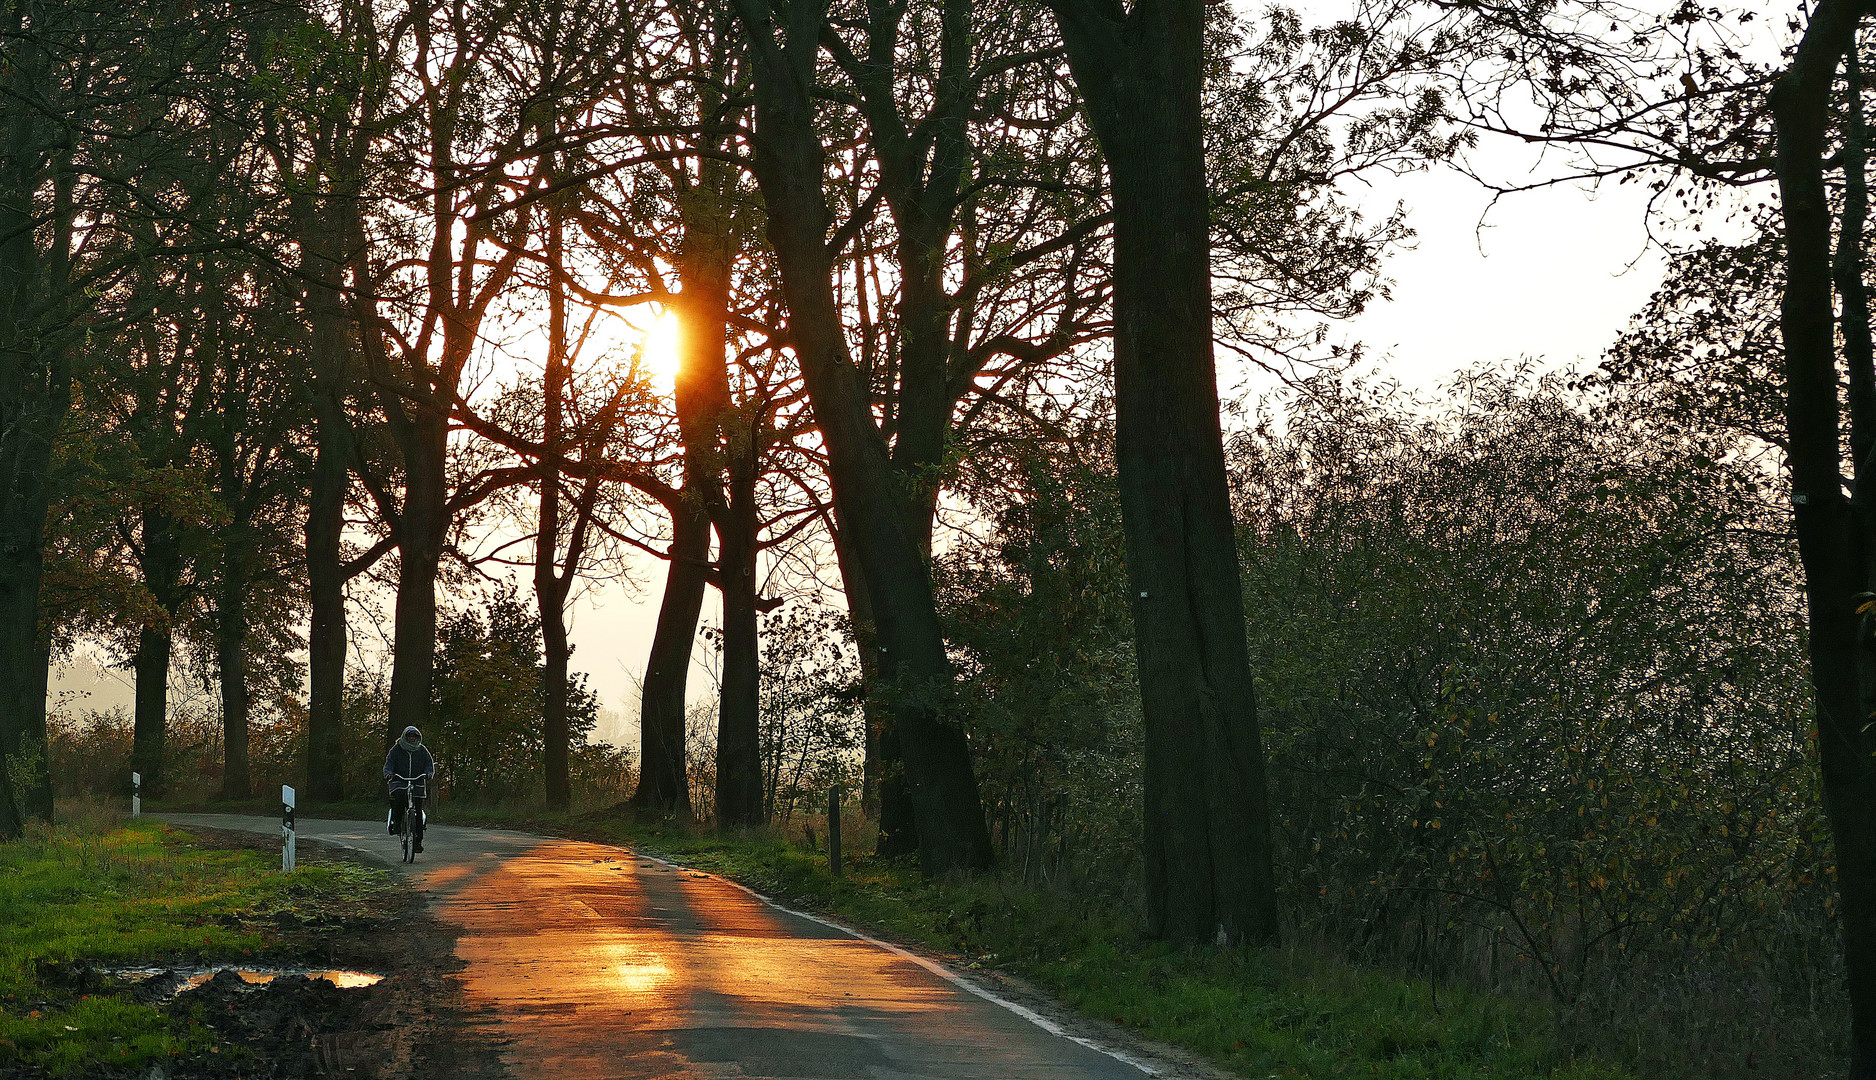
xmin=0 ymin=802 xmax=392 ymax=1075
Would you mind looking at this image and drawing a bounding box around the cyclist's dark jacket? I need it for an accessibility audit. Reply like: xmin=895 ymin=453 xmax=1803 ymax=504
xmin=383 ymin=743 xmax=436 ymax=791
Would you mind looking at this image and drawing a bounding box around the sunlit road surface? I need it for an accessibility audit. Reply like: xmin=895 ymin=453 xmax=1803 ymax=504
xmin=160 ymin=815 xmax=1149 ymax=1080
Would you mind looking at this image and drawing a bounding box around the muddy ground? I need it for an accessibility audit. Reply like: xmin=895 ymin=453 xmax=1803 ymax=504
xmin=4 ymin=827 xmax=507 ymax=1080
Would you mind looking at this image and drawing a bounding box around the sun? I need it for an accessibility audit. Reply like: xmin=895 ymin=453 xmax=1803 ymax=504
xmin=641 ymin=308 xmax=682 ymax=392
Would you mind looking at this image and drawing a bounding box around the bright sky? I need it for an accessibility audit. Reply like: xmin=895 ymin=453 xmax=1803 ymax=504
xmin=567 ymin=160 xmax=1678 ymax=746
xmin=51 ymin=2 xmax=1704 ymax=751
xmin=1315 ymin=172 xmax=1666 ymax=388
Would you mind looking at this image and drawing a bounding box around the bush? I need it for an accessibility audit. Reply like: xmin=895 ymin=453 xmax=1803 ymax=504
xmin=1231 ymin=371 xmax=1830 ymax=1074
xmin=47 ymin=708 xmax=134 ymax=800
xmin=938 ymin=371 xmax=1831 ymax=1076
xmin=938 ymin=422 xmax=1143 ymax=889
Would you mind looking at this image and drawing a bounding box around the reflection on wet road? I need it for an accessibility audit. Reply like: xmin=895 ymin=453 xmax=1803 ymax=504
xmin=160 ymin=816 xmax=1146 ymax=1080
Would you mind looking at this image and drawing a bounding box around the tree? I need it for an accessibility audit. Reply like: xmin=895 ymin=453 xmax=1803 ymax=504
xmin=937 ymin=418 xmax=1141 ymax=883
xmin=430 ymin=587 xmax=603 ymax=801
xmin=729 ymin=0 xmax=995 ymax=871
xmin=589 ymin=7 xmax=761 ymax=821
xmin=502 ymin=0 xmax=640 ymax=812
xmin=750 ymin=602 xmax=861 ymax=825
xmin=815 ymin=0 xmax=1111 ymax=852
xmin=0 ymin=0 xmax=74 ymax=832
xmin=200 ymin=295 xmax=312 ymax=800
xmin=1766 ymin=3 xmax=1876 ymax=1072
xmin=0 ymin=0 xmax=205 ymax=830
xmin=342 ymin=0 xmax=573 ymax=753
xmin=250 ymin=2 xmax=399 ymax=803
xmin=1040 ymin=0 xmax=1277 ymax=944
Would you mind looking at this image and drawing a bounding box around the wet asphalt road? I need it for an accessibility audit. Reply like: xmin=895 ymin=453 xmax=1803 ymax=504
xmin=159 ymin=814 xmax=1148 ymax=1080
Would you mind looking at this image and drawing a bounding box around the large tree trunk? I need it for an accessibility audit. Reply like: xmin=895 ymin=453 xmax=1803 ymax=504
xmin=541 ymin=588 xmax=572 ymax=810
xmin=1049 ymin=0 xmax=1279 ymax=945
xmin=834 ymin=0 xmax=972 ymax=856
xmin=302 ymin=247 xmax=356 ymax=803
xmin=305 ymin=421 xmax=350 ymax=800
xmin=130 ymin=623 xmax=173 ymax=795
xmin=632 ymin=166 xmax=738 ymax=818
xmin=1771 ymin=4 xmax=1876 ymax=1075
xmin=631 ymin=502 xmax=708 ymax=815
xmin=0 ymin=480 xmax=55 ymax=830
xmin=715 ymin=469 xmax=763 ymax=829
xmin=384 ymin=429 xmax=447 ymax=748
xmin=538 ymin=201 xmax=574 ymax=814
xmin=130 ymin=509 xmax=182 ymax=796
xmin=830 ymin=513 xmax=909 ymax=851
xmin=867 ymin=235 xmax=952 ymax=863
xmin=24 ymin=635 xmax=51 ymax=819
xmin=734 ymin=0 xmax=993 ymax=873
xmin=217 ymin=562 xmax=252 ymax=800
xmin=1838 ymin=49 xmax=1875 ymax=565
xmin=0 ymin=0 xmax=69 ymax=835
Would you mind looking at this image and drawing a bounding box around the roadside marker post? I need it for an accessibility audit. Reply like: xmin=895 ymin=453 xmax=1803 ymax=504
xmin=282 ymin=785 xmax=297 ymax=873
xmin=130 ymin=772 xmax=140 ymax=818
xmin=828 ymin=785 xmax=842 ymax=878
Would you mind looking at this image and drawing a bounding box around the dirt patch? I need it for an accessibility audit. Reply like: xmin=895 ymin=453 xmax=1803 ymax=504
xmin=5 ymin=828 xmax=507 ymax=1080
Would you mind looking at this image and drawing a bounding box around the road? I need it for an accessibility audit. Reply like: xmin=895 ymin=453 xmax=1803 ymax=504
xmin=159 ymin=814 xmax=1151 ymax=1080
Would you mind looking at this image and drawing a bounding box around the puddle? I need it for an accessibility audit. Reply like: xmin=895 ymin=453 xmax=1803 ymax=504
xmin=107 ymin=965 xmax=384 ymax=996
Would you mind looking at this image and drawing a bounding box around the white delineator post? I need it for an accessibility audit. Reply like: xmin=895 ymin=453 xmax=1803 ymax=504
xmin=282 ymin=785 xmax=297 ymax=872
xmin=131 ymin=772 xmax=140 ymax=818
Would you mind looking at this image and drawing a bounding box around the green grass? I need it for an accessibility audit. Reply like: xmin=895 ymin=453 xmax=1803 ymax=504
xmin=0 ymin=803 xmax=392 ymax=1074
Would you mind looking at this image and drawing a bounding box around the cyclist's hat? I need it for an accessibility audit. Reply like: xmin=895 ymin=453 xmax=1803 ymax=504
xmin=402 ymin=726 xmax=421 ymax=742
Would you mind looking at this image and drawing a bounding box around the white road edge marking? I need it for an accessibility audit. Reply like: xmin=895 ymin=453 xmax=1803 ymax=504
xmin=626 ymin=848 xmax=1161 ymax=1077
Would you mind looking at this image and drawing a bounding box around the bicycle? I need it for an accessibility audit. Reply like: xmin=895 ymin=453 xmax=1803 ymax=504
xmin=390 ymin=774 xmax=428 ymax=863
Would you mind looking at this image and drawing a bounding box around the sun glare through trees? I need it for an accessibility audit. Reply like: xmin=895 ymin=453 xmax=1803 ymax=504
xmin=640 ymin=310 xmax=684 ymax=395
xmin=0 ymin=0 xmax=1872 ymax=1075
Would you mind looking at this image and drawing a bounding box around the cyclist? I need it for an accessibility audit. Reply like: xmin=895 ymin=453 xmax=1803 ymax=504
xmin=384 ymin=726 xmax=436 ymax=853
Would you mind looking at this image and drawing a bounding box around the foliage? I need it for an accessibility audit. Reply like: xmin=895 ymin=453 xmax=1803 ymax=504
xmin=1204 ymin=0 xmax=1478 ymax=365
xmin=755 ymin=604 xmax=862 ymax=825
xmin=1598 ymin=223 xmax=1785 ymax=455
xmin=936 ymin=368 xmax=1828 ymax=1075
xmin=48 ymin=650 xmax=637 ymax=812
xmin=429 ymin=589 xmax=630 ymax=805
xmin=1231 ymin=370 xmax=1830 ymax=1075
xmin=697 ymin=603 xmax=864 ymax=825
xmin=939 ymin=425 xmax=1143 ymax=887
xmin=46 ymin=709 xmax=136 ymax=802
xmin=50 ymin=695 xmax=308 ymax=805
